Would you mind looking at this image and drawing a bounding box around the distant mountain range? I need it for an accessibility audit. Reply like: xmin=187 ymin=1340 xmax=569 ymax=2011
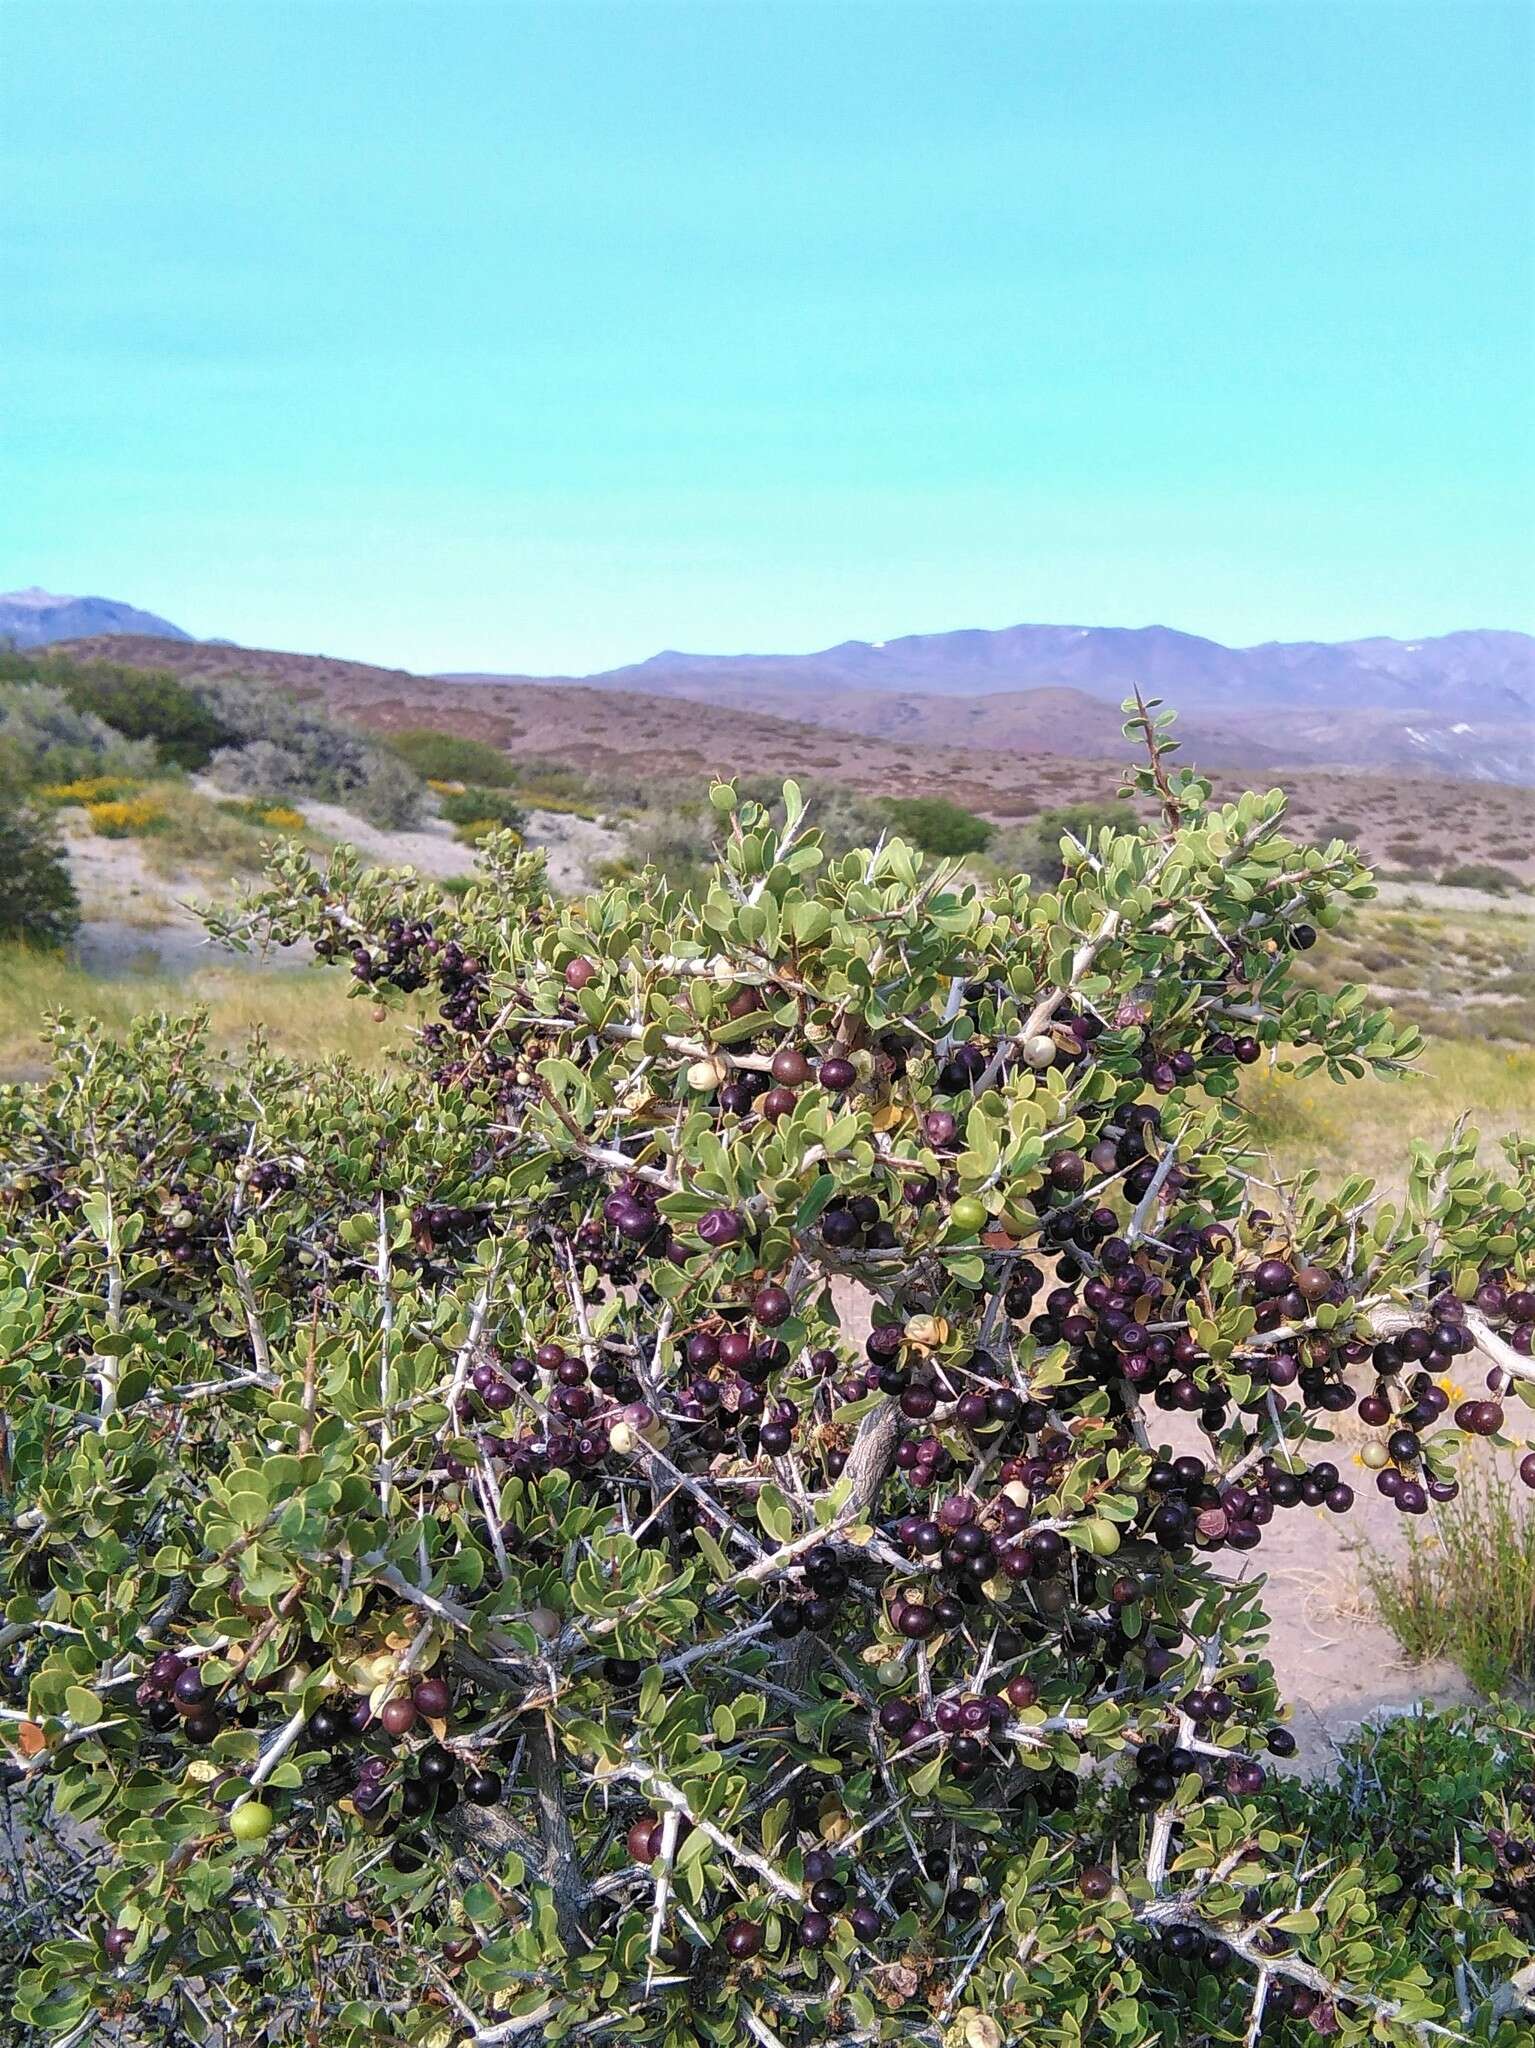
xmin=12 ymin=588 xmax=1532 ymax=784
xmin=0 ymin=586 xmax=192 ymax=649
xmin=443 ymin=621 xmax=1535 ymax=785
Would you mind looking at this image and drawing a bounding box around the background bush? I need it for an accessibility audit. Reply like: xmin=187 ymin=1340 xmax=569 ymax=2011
xmin=989 ymin=800 xmax=1141 ymax=887
xmin=0 ymin=651 xmax=237 ymax=771
xmin=1441 ymin=863 xmax=1523 ymax=896
xmin=387 ymin=726 xmax=521 ymax=788
xmin=198 ymin=678 xmax=425 ymax=829
xmin=0 ymin=774 xmax=81 ymax=946
xmin=435 ymin=785 xmax=527 ymax=833
xmin=0 ymin=681 xmax=158 ymax=787
xmin=880 ymin=792 xmax=994 ymax=854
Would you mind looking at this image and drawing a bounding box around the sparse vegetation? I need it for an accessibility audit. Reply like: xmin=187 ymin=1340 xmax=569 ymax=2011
xmin=1363 ymin=1470 xmax=1535 ymax=1694
xmin=1241 ymin=1038 xmax=1535 ymax=1183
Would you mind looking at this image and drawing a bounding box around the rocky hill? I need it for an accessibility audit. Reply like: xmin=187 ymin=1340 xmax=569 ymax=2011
xmin=0 ymin=587 xmax=191 ymax=648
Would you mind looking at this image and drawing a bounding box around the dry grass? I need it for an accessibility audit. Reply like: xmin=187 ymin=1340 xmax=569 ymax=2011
xmin=1293 ymin=901 xmax=1535 ymax=1047
xmin=0 ymin=947 xmax=416 ymax=1079
xmin=1362 ymin=1468 xmax=1535 ymax=1695
xmin=1241 ymin=1037 xmax=1535 ymax=1187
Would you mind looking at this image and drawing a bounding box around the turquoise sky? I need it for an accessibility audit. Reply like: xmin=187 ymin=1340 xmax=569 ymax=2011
xmin=3 ymin=0 xmax=1531 ymax=673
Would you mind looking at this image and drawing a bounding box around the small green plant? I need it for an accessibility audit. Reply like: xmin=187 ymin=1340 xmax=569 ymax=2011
xmin=1364 ymin=1468 xmax=1535 ymax=1693
xmin=435 ymin=785 xmax=527 ymax=833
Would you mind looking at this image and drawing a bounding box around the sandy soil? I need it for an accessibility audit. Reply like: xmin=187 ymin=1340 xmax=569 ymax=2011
xmin=523 ymin=807 xmax=624 ymax=895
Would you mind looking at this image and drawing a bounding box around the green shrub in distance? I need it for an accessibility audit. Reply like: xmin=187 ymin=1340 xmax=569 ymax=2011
xmin=989 ymin=800 xmax=1140 ymax=888
xmin=0 ymin=773 xmax=80 ymax=946
xmin=0 ymin=651 xmax=238 ymax=770
xmin=435 ymin=785 xmax=527 ymax=833
xmin=387 ymin=725 xmax=521 ymax=788
xmin=0 ymin=680 xmax=160 ymax=787
xmin=4 ymin=714 xmax=1535 ymax=2046
xmin=1441 ymin=863 xmax=1523 ymax=896
xmin=881 ymin=792 xmax=994 ymax=855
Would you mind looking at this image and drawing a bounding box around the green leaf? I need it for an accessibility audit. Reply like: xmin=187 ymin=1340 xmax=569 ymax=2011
xmin=64 ymin=1685 xmax=103 ymax=1728
xmin=755 ymin=1485 xmax=794 ymax=1544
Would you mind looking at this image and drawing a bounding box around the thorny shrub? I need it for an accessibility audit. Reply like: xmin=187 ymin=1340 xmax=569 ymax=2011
xmin=3 ymin=705 xmax=1534 ymax=2047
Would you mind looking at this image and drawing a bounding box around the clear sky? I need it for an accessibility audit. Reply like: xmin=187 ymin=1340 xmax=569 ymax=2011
xmin=3 ymin=0 xmax=1531 ymax=674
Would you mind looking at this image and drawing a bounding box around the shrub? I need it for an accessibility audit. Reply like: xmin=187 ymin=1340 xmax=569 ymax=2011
xmin=881 ymin=792 xmax=994 ymax=855
xmin=454 ymin=815 xmax=522 ymax=847
xmin=520 ymin=789 xmax=601 ymax=820
xmin=5 ymin=731 xmax=1535 ymax=2047
xmin=37 ymin=774 xmax=148 ymax=806
xmin=197 ymin=679 xmax=425 ymax=829
xmin=1268 ymin=1708 xmax=1535 ymax=1996
xmin=84 ymin=794 xmax=166 ymax=837
xmin=218 ymin=797 xmax=307 ymax=831
xmin=989 ymin=800 xmax=1141 ymax=888
xmin=0 ymin=681 xmax=159 ymax=787
xmin=611 ymin=803 xmax=714 ymax=893
xmin=1385 ymin=838 xmax=1435 ymax=871
xmin=0 ymin=777 xmax=80 ymax=946
xmin=435 ymin=786 xmax=528 ymax=833
xmin=1441 ymin=863 xmax=1523 ymax=896
xmin=0 ymin=653 xmax=238 ymax=770
xmin=352 ymin=746 xmax=426 ymax=831
xmin=388 ymin=727 xmax=521 ymax=788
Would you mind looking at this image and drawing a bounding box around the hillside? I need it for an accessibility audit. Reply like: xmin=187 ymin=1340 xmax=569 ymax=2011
xmin=0 ymin=587 xmax=191 ymax=647
xmin=46 ymin=633 xmax=1535 ymax=886
xmin=445 ymin=620 xmax=1535 ymax=786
